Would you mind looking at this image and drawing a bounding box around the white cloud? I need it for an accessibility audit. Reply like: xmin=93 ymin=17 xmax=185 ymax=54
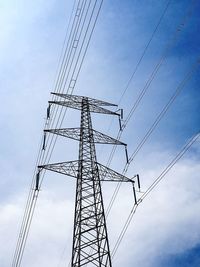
xmin=0 ymin=191 xmax=74 ymax=267
xmin=1 ymin=150 xmax=199 ymax=267
xmin=110 ymin=156 xmax=200 ymax=267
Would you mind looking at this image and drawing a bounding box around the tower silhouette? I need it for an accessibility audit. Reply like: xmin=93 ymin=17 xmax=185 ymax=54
xmin=38 ymin=94 xmax=137 ymax=267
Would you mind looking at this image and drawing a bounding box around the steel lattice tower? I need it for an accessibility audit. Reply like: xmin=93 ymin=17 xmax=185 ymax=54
xmin=38 ymin=94 xmax=138 ymax=267
xmin=72 ymin=98 xmax=112 ymax=266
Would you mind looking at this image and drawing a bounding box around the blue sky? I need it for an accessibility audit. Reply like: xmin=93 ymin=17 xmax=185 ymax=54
xmin=0 ymin=0 xmax=200 ymax=267
xmin=160 ymin=244 xmax=200 ymax=267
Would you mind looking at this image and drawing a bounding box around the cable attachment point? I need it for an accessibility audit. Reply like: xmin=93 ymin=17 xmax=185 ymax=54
xmin=115 ymin=109 xmax=124 ymax=131
xmin=42 ymin=132 xmax=47 ymax=150
xmin=116 ymin=108 xmax=123 ymax=119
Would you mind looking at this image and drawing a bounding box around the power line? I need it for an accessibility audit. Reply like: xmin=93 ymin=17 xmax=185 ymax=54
xmin=12 ymin=1 xmax=198 ymax=266
xmin=46 ymin=0 xmax=91 ymax=130
xmin=39 ymin=0 xmax=91 ymax=164
xmin=103 ymin=0 xmax=197 ymax=216
xmin=118 ymin=0 xmax=172 ymax=105
xmin=11 ymin=1 xmax=81 ymax=264
xmin=105 ymin=56 xmax=199 ymax=221
xmin=32 ymin=0 xmax=92 ymax=174
xmin=128 ymin=58 xmax=200 ymax=164
xmin=96 ymin=0 xmax=173 ymax=214
xmin=104 ymin=0 xmax=196 ymax=173
xmin=101 ymin=0 xmax=172 ymax=145
xmin=111 ymin=131 xmax=200 ymax=257
xmin=12 ymin=1 xmax=104 ymax=266
xmin=123 ymin=0 xmax=196 ymax=127
xmin=52 ymin=0 xmax=78 ymax=96
xmin=39 ymin=0 xmax=103 ymax=170
xmin=40 ymin=0 xmax=104 ymax=178
xmin=70 ymin=2 xmax=197 ymax=264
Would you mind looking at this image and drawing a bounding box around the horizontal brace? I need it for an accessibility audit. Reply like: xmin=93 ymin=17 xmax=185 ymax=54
xmin=38 ymin=160 xmax=136 ymax=183
xmin=80 ymin=212 xmax=104 ymax=223
xmin=44 ymin=128 xmax=126 ymax=146
xmin=48 ymin=100 xmax=119 ymax=116
xmin=80 ymin=237 xmax=106 ymax=251
xmin=51 ymin=93 xmax=117 ymax=107
xmin=80 ymin=224 xmax=105 ymax=235
xmin=79 ymin=251 xmax=109 ymax=266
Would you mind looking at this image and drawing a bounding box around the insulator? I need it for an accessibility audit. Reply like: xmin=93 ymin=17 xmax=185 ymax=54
xmin=118 ymin=116 xmax=122 ymax=131
xmin=132 ymin=183 xmax=137 ymax=205
xmin=42 ymin=132 xmax=46 ymax=150
xmin=121 ymin=109 xmax=124 ymax=120
xmin=137 ymin=174 xmax=141 ymax=191
xmin=35 ymin=171 xmax=40 ymax=191
xmin=76 ymin=8 xmax=81 ymax=17
xmin=69 ymin=79 xmax=76 ymax=88
xmin=125 ymin=145 xmax=129 ymax=164
xmin=47 ymin=104 xmax=51 ymax=119
xmin=73 ymin=40 xmax=79 ymax=48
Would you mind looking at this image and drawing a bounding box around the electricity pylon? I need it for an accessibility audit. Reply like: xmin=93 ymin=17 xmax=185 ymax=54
xmin=37 ymin=94 xmax=139 ymax=267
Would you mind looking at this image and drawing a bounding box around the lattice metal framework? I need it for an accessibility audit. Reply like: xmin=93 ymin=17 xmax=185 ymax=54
xmin=38 ymin=94 xmax=137 ymax=267
xmin=48 ymin=100 xmax=118 ymax=115
xmin=44 ymin=128 xmax=126 ymax=145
